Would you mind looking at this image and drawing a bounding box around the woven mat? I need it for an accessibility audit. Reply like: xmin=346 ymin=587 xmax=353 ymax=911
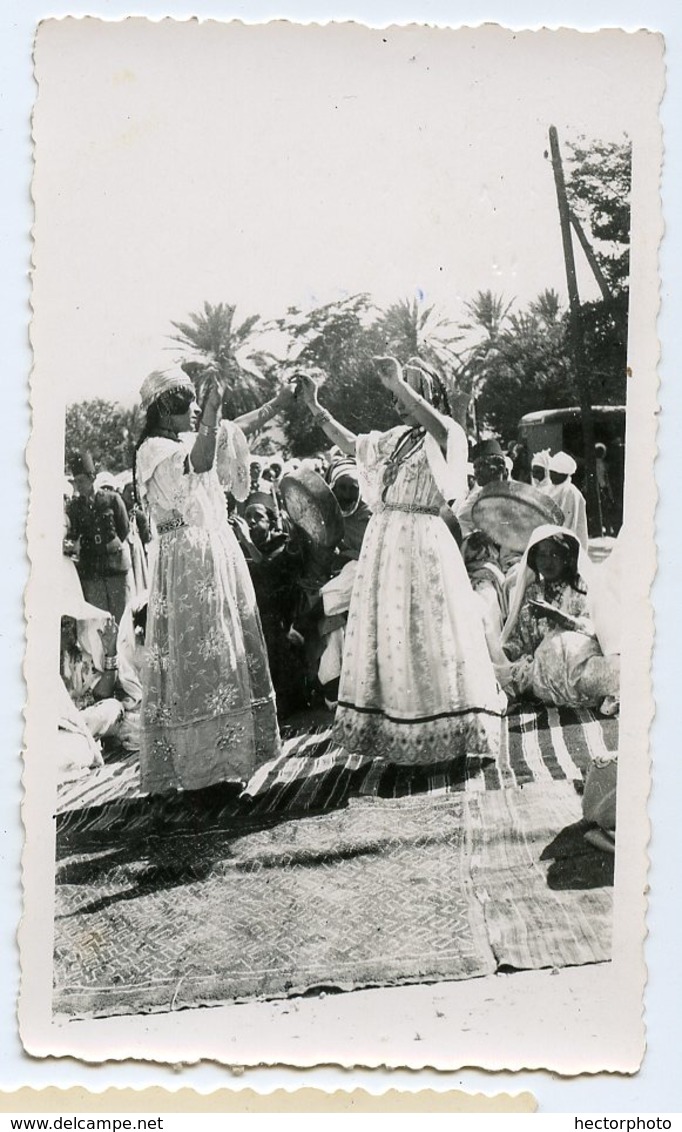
xmin=53 ymin=707 xmax=615 ymax=1019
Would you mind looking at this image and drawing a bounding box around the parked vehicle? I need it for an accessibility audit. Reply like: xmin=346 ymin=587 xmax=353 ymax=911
xmin=518 ymin=406 xmax=625 ymax=531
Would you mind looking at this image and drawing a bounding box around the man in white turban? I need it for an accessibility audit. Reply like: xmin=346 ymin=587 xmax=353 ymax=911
xmin=529 ymin=449 xmax=552 ymax=494
xmin=547 ymin=451 xmax=589 ymax=549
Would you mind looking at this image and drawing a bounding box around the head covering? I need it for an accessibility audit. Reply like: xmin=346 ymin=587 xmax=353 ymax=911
xmin=501 ymin=524 xmax=593 ymax=648
xmin=595 ymin=442 xmax=607 ymax=457
xmin=245 ymin=490 xmax=278 ymax=515
xmin=404 ymin=360 xmax=435 ymax=405
xmin=460 ymin=530 xmax=508 ymax=620
xmin=549 ymin=451 xmax=577 ymax=477
xmin=530 ymin=449 xmax=551 ymax=472
xmin=326 ymin=456 xmax=359 ymax=489
xmin=301 ymin=457 xmax=324 ymax=476
xmin=472 ymin=438 xmax=504 ymax=462
xmin=530 ymin=449 xmax=552 ymax=493
xmin=94 ymin=471 xmax=117 ymax=492
xmin=327 ymin=456 xmax=361 ymax=516
xmin=69 ymin=452 xmax=95 ymax=477
xmin=140 ymin=369 xmax=195 ymax=414
xmin=59 ymin=556 xmax=109 ymax=622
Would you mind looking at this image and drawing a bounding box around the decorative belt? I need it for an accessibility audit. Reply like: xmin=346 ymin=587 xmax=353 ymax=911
xmin=157 ymin=516 xmax=187 ymax=535
xmin=378 ymin=502 xmax=440 ymax=516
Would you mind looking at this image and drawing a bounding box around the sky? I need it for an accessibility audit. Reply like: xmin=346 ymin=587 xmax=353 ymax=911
xmin=31 ymin=21 xmax=659 ymax=407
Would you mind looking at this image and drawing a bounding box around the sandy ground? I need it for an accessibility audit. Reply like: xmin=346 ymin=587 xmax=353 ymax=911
xmin=48 ymin=951 xmax=640 ymax=1074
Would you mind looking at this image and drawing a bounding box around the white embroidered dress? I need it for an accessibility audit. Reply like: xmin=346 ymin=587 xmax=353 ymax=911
xmin=333 ymin=427 xmax=506 ymax=765
xmin=136 ymin=423 xmax=280 ymax=794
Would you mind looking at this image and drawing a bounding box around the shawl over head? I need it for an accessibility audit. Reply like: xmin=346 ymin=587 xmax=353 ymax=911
xmin=500 ymin=524 xmax=594 ymax=648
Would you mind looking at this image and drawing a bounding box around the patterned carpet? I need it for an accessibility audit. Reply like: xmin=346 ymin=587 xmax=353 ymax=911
xmin=53 ymin=707 xmax=617 ymax=1019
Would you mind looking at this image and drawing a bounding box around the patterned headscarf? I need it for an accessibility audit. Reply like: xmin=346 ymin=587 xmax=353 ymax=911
xmin=326 ymin=456 xmax=359 ymax=489
xmin=404 ymin=357 xmax=450 ymax=415
xmin=139 ymin=369 xmax=196 ymax=414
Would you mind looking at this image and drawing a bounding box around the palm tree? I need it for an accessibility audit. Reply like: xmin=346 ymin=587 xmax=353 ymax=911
xmin=170 ymin=301 xmax=277 ymax=417
xmin=529 ymin=288 xmax=562 ymax=328
xmin=376 ymin=297 xmax=476 ymax=426
xmin=378 ymin=297 xmax=464 ymax=365
xmin=461 ymin=290 xmax=514 ymax=341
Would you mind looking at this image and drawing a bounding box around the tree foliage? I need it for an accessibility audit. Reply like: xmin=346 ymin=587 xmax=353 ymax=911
xmin=471 ymin=293 xmax=578 ymax=441
xmin=170 ymin=301 xmax=278 ymax=417
xmin=565 ymin=137 xmax=632 ymax=295
xmin=564 ymin=136 xmax=631 ymax=409
xmin=272 ymin=295 xmax=397 ymax=455
xmin=375 ymin=297 xmax=474 ymax=427
xmin=65 ymin=400 xmax=142 ymax=474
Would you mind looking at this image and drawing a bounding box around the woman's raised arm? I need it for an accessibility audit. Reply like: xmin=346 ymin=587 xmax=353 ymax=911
xmin=234 ymin=382 xmax=296 ymax=438
xmin=374 ymin=356 xmax=449 ymax=452
xmin=296 ymin=373 xmax=357 ymax=456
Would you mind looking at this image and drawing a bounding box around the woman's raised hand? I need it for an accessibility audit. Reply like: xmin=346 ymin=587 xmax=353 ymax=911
xmin=295 ymin=372 xmax=321 ymax=409
xmin=373 ymin=356 xmax=403 ymax=391
xmin=202 ymin=367 xmax=226 ymax=413
xmin=275 ymin=379 xmax=298 ymax=406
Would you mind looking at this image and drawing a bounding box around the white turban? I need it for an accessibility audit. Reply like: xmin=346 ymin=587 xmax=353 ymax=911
xmin=549 ymin=451 xmax=577 ymax=477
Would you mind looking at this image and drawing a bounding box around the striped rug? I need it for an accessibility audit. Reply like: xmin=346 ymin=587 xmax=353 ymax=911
xmin=57 ymin=706 xmax=617 ymax=833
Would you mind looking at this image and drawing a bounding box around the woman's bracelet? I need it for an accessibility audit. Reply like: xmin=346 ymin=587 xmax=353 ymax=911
xmin=103 ymin=655 xmax=118 ymax=671
xmin=315 ymin=406 xmax=332 ymax=425
xmin=199 ymin=422 xmax=219 ymax=438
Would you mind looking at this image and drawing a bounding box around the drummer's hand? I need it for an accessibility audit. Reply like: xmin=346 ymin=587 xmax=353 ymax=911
xmin=296 ymin=373 xmax=320 ymax=408
xmin=373 ymin=356 xmax=403 ymax=391
xmin=231 ymin=515 xmax=251 ymax=542
xmin=98 ymin=616 xmax=118 ymax=656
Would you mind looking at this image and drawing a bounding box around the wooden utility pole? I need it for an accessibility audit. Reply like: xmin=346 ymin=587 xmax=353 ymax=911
xmin=569 ymin=211 xmax=612 ymax=304
xmin=548 ymin=126 xmax=602 ymax=536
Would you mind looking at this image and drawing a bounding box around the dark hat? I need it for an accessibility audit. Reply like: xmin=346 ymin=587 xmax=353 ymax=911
xmin=245 ymin=491 xmax=278 ymax=515
xmin=69 ymin=452 xmax=96 ymax=477
xmin=472 ymin=438 xmax=504 ymax=462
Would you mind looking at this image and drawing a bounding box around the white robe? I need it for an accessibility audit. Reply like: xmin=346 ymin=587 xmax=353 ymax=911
xmin=547 ymin=479 xmax=589 ymax=549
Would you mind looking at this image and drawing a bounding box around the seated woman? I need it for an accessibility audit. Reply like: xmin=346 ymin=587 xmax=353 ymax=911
xmin=461 ymin=531 xmax=507 ymax=624
xmin=499 ymin=524 xmax=619 ymax=711
xmin=58 ymin=557 xmax=126 ymax=783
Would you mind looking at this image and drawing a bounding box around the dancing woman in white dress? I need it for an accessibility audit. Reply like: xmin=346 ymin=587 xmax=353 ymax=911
xmin=298 ymin=357 xmax=506 ymax=766
xmin=134 ymin=368 xmax=281 ymax=796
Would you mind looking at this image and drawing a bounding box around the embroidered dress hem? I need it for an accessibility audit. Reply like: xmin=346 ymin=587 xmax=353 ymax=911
xmin=334 ymin=703 xmax=503 ymax=765
xmin=141 ymin=695 xmax=279 ymax=793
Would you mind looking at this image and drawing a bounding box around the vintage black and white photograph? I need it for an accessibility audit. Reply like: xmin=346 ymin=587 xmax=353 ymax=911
xmin=22 ymin=19 xmax=661 ymax=1070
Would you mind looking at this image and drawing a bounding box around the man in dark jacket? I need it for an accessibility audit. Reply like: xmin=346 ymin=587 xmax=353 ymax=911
xmin=66 ymin=452 xmax=132 ymax=623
